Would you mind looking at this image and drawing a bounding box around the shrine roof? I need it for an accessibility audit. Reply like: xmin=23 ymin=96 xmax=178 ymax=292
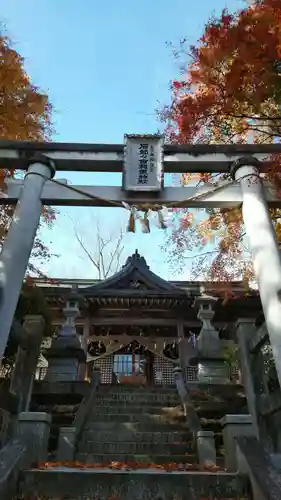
xmin=34 ymin=254 xmax=260 ymax=316
xmin=80 ymin=250 xmax=188 ymax=298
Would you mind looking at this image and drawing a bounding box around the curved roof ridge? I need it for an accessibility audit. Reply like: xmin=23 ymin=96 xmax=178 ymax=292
xmin=82 ymin=249 xmax=183 ymax=294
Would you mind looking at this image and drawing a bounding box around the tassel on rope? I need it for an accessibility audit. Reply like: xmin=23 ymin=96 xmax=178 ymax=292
xmin=122 ymin=202 xmax=136 ymax=233
xmin=127 ymin=210 xmax=135 ymax=233
xmin=158 ymin=210 xmax=167 ymax=229
xmin=140 ymin=211 xmax=150 ymax=233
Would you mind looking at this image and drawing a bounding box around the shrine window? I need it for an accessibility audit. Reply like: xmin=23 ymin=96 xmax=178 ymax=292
xmin=113 ymin=354 xmax=144 ymax=377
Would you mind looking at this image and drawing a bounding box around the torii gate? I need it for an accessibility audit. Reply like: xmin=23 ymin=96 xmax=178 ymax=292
xmin=0 ymin=136 xmax=281 ymax=386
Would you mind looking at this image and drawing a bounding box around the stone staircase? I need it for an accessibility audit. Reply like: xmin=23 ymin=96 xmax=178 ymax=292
xmin=76 ymin=384 xmax=196 ymax=466
xmin=76 ymin=383 xmax=241 ymax=467
xmin=17 ymin=384 xmax=252 ymax=499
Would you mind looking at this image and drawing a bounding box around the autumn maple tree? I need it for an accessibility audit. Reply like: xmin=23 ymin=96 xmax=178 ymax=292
xmin=0 ymin=29 xmax=57 ymax=368
xmin=161 ymin=0 xmax=281 ymax=288
xmin=0 ymin=29 xmax=55 ymax=277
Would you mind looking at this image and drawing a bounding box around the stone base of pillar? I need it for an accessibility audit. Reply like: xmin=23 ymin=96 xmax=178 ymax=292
xmin=57 ymin=426 xmax=76 ymax=461
xmin=221 ymin=414 xmax=256 ymax=471
xmin=14 ymin=412 xmax=51 ymax=465
xmin=197 ymin=430 xmax=216 ymax=468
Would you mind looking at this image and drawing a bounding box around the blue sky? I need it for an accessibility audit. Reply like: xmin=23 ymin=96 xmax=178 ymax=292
xmin=1 ymin=0 xmax=244 ymax=280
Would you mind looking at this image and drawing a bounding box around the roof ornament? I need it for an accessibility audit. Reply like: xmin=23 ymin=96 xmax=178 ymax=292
xmin=123 ymin=249 xmax=149 ymax=268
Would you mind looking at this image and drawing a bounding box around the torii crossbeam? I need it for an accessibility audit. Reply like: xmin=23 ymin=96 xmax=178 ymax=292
xmin=0 ymin=139 xmax=281 ymax=173
xmin=0 ymin=137 xmax=281 ymax=392
xmin=0 ymin=140 xmax=281 ymax=208
xmin=1 ymin=179 xmax=279 ymax=208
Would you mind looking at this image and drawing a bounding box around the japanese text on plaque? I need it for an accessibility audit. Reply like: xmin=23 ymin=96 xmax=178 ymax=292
xmin=138 ymin=143 xmax=156 ymax=185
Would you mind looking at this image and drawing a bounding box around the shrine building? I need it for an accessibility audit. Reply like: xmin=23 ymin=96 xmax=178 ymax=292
xmin=36 ymin=250 xmax=262 ymax=386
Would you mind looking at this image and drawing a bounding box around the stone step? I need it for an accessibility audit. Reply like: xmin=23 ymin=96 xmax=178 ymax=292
xmin=89 ymin=405 xmax=184 ymax=416
xmin=78 ymin=441 xmax=193 ymax=455
xmin=21 ymin=469 xmax=242 ymax=500
xmin=83 ymin=419 xmax=222 ymax=431
xmin=95 ymin=393 xmax=181 ymax=404
xmin=80 ymin=429 xmax=192 ymax=444
xmin=98 ymin=384 xmax=177 ymax=391
xmin=93 ymin=399 xmax=181 ymax=409
xmin=76 ymin=452 xmax=197 ymax=465
xmin=82 ymin=424 xmax=222 ymax=442
xmin=92 ymin=401 xmax=237 ymax=415
xmin=83 ymin=421 xmax=189 ymax=432
xmin=87 ymin=412 xmax=186 ymax=424
xmin=97 ymin=388 xmax=177 ymax=396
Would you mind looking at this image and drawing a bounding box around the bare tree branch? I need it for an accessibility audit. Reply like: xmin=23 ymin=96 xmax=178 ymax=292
xmin=71 ymin=216 xmax=126 ymax=279
xmin=106 ymin=230 xmax=125 ymax=278
xmin=182 ymin=250 xmax=217 ymax=260
xmin=73 ymin=226 xmax=101 ymax=275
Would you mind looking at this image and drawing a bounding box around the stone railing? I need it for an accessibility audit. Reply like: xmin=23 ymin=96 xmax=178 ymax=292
xmin=219 ymin=413 xmax=281 ymax=499
xmin=0 ymin=439 xmax=26 ymax=500
xmin=56 ymin=368 xmax=100 ymax=461
xmin=0 ymin=411 xmax=51 ymax=500
xmin=0 ymin=382 xmax=20 ymax=450
xmin=0 ymin=409 xmax=12 ymax=449
xmin=174 ymin=367 xmax=201 ymax=435
xmin=257 ymin=390 xmax=281 ymax=417
xmin=237 ymin=436 xmax=281 ymax=500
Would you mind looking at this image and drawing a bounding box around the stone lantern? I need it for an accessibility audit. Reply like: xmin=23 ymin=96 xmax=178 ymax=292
xmin=44 ymin=285 xmax=86 ymax=382
xmin=191 ymin=290 xmax=230 ymax=384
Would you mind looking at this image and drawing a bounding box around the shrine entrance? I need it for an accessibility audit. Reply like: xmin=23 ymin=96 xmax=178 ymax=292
xmin=82 ymin=250 xmax=187 ymax=386
xmin=112 ymin=340 xmax=154 ymax=385
xmin=1 ymin=137 xmax=281 ymax=391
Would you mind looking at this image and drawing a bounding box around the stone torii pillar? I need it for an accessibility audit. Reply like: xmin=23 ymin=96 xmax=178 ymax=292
xmin=0 ymin=154 xmax=55 ymax=364
xmin=230 ymin=157 xmax=281 ymax=388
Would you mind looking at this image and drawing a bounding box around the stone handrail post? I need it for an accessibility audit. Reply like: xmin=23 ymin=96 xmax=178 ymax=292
xmin=221 ymin=414 xmax=256 ymax=471
xmin=197 ymin=430 xmax=216 ymax=469
xmin=0 ymin=411 xmax=51 ymax=500
xmin=236 ymin=318 xmax=259 ymax=438
xmin=14 ymin=412 xmax=51 ymax=465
